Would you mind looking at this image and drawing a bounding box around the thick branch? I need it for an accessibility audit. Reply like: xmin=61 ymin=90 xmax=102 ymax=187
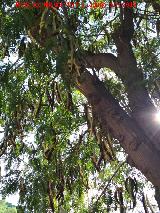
xmin=84 ymin=51 xmax=160 ymax=151
xmin=112 ymin=7 xmax=160 ymax=149
xmin=83 ymin=8 xmax=160 ymax=150
xmin=83 ymin=52 xmax=119 ymax=72
xmin=76 ymin=70 xmax=160 ymax=186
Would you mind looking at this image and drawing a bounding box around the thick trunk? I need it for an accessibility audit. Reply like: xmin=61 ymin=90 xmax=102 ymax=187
xmin=85 ymin=51 xmax=160 ymax=151
xmin=112 ymin=7 xmax=160 ymax=150
xmin=83 ymin=9 xmax=160 ymax=205
xmin=84 ymin=7 xmax=160 ymax=151
xmin=113 ymin=34 xmax=160 ymax=151
xmin=76 ymin=70 xmax=160 ymax=186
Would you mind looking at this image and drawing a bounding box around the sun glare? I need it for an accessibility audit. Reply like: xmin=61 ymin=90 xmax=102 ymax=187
xmin=155 ymin=111 xmax=160 ymax=123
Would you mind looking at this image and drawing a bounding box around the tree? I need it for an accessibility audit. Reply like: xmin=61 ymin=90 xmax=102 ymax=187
xmin=0 ymin=0 xmax=160 ymax=212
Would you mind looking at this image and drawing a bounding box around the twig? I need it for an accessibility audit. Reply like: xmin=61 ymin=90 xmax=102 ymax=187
xmin=94 ymin=161 xmax=125 ymax=206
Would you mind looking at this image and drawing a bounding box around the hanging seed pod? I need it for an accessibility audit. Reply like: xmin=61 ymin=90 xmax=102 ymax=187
xmin=55 ymin=82 xmax=62 ymax=103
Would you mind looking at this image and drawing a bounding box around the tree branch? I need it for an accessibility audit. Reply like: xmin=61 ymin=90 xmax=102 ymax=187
xmin=76 ymin=70 xmax=160 ymax=186
xmin=83 ymin=52 xmax=120 ymax=72
xmin=83 ymin=8 xmax=160 ymax=150
xmin=94 ymin=161 xmax=125 ymax=206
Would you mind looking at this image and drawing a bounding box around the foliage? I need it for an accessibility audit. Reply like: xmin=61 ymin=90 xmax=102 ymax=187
xmin=0 ymin=200 xmax=17 ymax=213
xmin=0 ymin=0 xmax=160 ymax=212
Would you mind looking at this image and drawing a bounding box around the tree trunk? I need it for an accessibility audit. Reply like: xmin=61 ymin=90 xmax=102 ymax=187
xmin=76 ymin=70 xmax=160 ymax=186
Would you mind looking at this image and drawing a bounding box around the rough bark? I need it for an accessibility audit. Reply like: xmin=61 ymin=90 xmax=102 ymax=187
xmin=112 ymin=7 xmax=160 ymax=150
xmin=76 ymin=70 xmax=160 ymax=186
xmin=84 ymin=7 xmax=160 ymax=151
xmin=85 ymin=50 xmax=160 ymax=149
xmin=83 ymin=7 xmax=160 ymax=206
